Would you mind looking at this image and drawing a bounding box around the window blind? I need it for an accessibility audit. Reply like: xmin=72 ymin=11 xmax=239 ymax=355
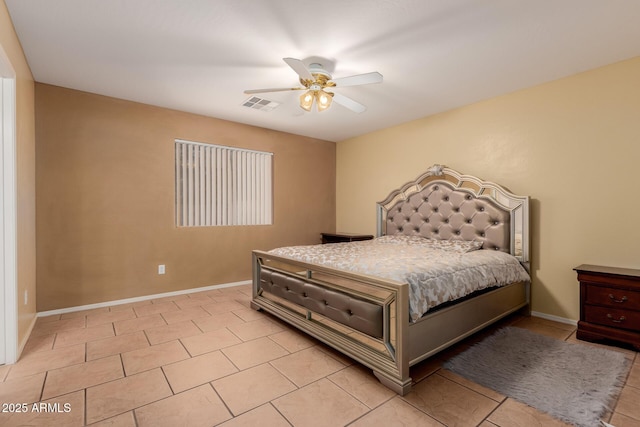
xmin=175 ymin=139 xmax=273 ymax=227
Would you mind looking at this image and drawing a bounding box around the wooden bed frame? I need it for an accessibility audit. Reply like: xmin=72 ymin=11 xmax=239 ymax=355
xmin=251 ymin=165 xmax=530 ymax=395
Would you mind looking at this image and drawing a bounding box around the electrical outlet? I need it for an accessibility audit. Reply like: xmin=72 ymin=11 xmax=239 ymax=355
xmin=158 ymin=264 xmax=165 ymax=275
xmin=24 ymin=290 xmax=28 ymax=305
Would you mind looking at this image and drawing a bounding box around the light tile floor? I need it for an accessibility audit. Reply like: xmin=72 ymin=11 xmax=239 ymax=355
xmin=1 ymin=284 xmax=638 ymax=426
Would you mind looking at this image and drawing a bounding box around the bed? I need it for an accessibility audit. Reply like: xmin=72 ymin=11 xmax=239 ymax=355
xmin=251 ymin=164 xmax=530 ymax=395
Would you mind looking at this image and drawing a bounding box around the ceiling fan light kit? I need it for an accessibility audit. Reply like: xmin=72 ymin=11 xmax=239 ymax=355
xmin=244 ymin=57 xmax=382 ymax=113
xmin=300 ymin=89 xmax=333 ymax=112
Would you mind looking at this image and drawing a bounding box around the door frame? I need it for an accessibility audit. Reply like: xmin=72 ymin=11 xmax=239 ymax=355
xmin=0 ymin=43 xmax=18 ymax=365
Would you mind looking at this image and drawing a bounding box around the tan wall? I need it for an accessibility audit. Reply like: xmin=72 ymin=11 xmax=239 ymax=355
xmin=1 ymin=0 xmax=37 ymax=354
xmin=337 ymin=56 xmax=640 ymax=321
xmin=36 ymin=84 xmax=335 ymax=311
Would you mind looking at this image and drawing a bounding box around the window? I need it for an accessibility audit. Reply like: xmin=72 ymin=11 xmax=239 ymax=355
xmin=175 ymin=139 xmax=272 ymax=227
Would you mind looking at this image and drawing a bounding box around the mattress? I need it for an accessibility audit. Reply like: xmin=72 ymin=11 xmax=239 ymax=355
xmin=270 ymin=235 xmax=531 ymax=322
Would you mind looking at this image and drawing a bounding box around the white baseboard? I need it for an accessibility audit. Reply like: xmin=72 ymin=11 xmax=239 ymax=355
xmin=531 ymin=310 xmax=577 ymax=326
xmin=37 ymin=280 xmax=252 ymax=318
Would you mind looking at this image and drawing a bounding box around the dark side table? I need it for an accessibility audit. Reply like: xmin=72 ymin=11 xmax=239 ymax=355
xmin=575 ymin=264 xmax=640 ymax=350
xmin=321 ymin=232 xmax=374 ymax=244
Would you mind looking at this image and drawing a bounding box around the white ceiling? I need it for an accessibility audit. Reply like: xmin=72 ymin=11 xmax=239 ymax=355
xmin=6 ymin=0 xmax=640 ymax=142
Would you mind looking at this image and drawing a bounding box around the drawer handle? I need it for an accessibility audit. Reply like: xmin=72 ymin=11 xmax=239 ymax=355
xmin=606 ymin=313 xmax=626 ymax=323
xmin=608 ymin=294 xmax=628 ymax=303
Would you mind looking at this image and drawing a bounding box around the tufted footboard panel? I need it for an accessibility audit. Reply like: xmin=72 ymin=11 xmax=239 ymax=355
xmin=260 ymin=268 xmax=384 ymax=338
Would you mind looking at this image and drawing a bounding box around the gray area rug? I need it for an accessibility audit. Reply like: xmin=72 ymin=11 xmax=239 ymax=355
xmin=444 ymin=326 xmax=631 ymax=427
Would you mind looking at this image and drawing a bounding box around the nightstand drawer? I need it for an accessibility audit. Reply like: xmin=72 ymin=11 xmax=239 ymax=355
xmin=584 ymin=305 xmax=640 ymax=332
xmin=583 ymin=284 xmax=640 ymax=310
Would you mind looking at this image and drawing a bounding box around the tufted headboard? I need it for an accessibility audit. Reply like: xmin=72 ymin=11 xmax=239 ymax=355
xmin=377 ymin=165 xmax=529 ymax=264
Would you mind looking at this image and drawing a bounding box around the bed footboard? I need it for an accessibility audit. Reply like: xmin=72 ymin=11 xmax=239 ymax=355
xmin=259 ymin=268 xmax=385 ymax=338
xmin=251 ymin=250 xmax=412 ymax=395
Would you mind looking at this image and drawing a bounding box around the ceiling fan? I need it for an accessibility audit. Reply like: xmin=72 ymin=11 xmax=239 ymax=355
xmin=244 ymin=58 xmax=383 ymax=113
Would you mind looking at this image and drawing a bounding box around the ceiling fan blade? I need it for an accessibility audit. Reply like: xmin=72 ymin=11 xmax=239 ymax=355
xmin=330 ymin=71 xmax=383 ymax=87
xmin=283 ymin=57 xmax=314 ymax=81
xmin=244 ymin=87 xmax=305 ymax=94
xmin=331 ymin=92 xmax=367 ymax=113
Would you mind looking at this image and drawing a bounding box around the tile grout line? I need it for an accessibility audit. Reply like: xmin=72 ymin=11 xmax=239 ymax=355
xmin=266 ymin=402 xmax=294 ymax=427
xmin=83 ymin=388 xmax=87 ymax=426
xmin=207 ymin=381 xmax=235 ymax=420
xmin=38 ymin=370 xmax=47 ymax=403
xmin=159 ymin=364 xmax=176 ymax=396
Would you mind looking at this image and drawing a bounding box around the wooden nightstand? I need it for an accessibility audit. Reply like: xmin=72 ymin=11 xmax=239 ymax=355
xmin=321 ymin=232 xmax=374 ymax=244
xmin=575 ymin=264 xmax=640 ymax=350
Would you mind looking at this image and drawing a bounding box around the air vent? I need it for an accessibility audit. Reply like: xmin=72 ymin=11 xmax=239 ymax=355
xmin=242 ymin=96 xmax=280 ymax=112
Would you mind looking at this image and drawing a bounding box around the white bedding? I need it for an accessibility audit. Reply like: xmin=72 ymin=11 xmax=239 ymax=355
xmin=269 ymin=235 xmax=530 ymax=322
